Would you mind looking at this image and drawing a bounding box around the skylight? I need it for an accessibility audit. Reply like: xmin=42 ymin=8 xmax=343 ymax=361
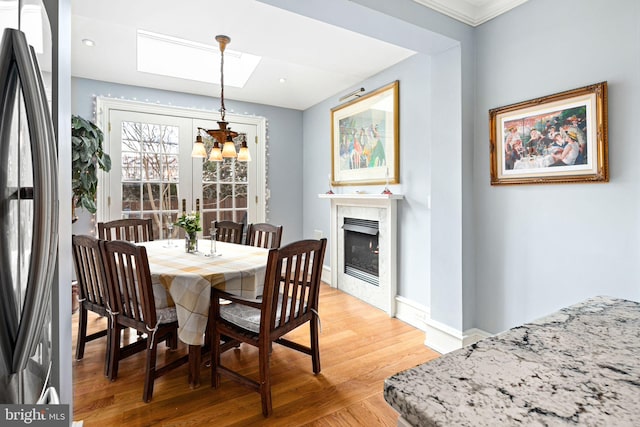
xmin=136 ymin=30 xmax=261 ymax=88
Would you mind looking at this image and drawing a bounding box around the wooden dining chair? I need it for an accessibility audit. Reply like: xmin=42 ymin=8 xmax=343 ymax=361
xmin=98 ymin=218 xmax=154 ymax=242
xmin=98 ymin=218 xmax=155 ymax=342
xmin=71 ymin=234 xmax=112 ymax=376
xmin=213 ymin=220 xmax=244 ymax=244
xmin=210 ymin=238 xmax=327 ymax=417
xmin=245 ymin=223 xmax=283 ymax=249
xmin=100 ymin=239 xmax=188 ymax=402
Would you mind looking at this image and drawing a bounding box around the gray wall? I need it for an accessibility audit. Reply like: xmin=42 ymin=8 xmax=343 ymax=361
xmin=474 ymin=0 xmax=640 ymax=332
xmin=303 ymin=53 xmax=433 ymax=306
xmin=71 ymin=77 xmax=305 ymax=244
xmin=266 ymin=0 xmax=476 ymax=331
xmin=276 ymin=0 xmax=640 ymax=335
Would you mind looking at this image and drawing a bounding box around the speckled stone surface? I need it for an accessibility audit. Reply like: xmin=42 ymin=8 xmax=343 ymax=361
xmin=384 ymin=296 xmax=640 ymax=426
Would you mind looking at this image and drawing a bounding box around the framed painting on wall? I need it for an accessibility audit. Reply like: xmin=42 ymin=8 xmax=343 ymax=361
xmin=331 ymin=80 xmax=399 ymax=186
xmin=489 ymin=81 xmax=608 ymax=185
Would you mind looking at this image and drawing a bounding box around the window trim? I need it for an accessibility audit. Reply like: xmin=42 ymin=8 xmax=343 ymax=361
xmin=95 ymin=97 xmax=267 ymax=224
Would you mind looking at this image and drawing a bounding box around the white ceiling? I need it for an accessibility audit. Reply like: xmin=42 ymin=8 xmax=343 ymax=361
xmin=71 ymin=0 xmax=525 ymax=111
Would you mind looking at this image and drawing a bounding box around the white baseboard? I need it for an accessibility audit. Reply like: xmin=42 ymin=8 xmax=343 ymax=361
xmin=321 ymin=265 xmax=332 ymax=286
xmin=423 ymin=318 xmax=463 ymax=354
xmin=463 ymin=328 xmax=492 ymax=346
xmin=423 ymin=318 xmax=492 ymax=354
xmin=394 ymin=295 xmax=428 ymax=331
xmin=320 ymin=266 xmax=492 ymax=353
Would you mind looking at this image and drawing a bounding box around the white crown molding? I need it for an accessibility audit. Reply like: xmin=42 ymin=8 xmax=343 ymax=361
xmin=413 ymin=0 xmax=529 ymax=26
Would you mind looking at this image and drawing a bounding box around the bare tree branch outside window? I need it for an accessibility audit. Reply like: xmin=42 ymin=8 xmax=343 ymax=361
xmin=121 ymin=121 xmax=179 ymax=237
xmin=119 ymin=121 xmax=248 ymax=239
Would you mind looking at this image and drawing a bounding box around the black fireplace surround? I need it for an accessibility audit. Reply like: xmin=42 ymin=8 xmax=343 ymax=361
xmin=343 ymin=218 xmax=379 ymax=286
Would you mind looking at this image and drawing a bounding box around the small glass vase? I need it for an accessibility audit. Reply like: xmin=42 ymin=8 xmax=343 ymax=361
xmin=185 ymin=232 xmax=198 ymax=253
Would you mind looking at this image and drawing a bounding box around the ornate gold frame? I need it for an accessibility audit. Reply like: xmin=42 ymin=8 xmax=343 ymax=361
xmin=331 ymin=81 xmax=399 ymax=186
xmin=489 ymin=82 xmax=608 ymax=185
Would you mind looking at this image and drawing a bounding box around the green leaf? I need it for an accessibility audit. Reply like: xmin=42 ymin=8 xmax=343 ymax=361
xmin=71 ymin=115 xmax=109 ymax=216
xmin=80 ymin=196 xmax=97 ymax=213
xmin=101 ymin=153 xmax=112 ymax=172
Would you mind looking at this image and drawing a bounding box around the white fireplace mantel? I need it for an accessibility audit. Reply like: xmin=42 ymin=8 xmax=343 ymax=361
xmin=319 ymin=193 xmax=403 ymax=316
xmin=318 ymin=193 xmax=404 ymax=202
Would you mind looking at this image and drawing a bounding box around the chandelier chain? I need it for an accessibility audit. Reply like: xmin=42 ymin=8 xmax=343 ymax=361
xmin=219 ymin=42 xmax=226 ymax=121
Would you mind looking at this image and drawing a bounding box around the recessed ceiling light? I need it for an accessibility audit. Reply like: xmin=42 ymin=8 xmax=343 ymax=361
xmin=279 ymin=78 xmax=286 ymax=84
xmin=82 ymin=38 xmax=95 ymax=47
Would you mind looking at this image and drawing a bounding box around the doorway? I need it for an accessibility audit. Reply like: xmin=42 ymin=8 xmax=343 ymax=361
xmin=96 ymin=97 xmax=266 ymax=239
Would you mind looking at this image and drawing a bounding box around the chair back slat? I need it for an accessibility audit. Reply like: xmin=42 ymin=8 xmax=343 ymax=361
xmin=246 ymin=223 xmax=283 ymax=249
xmin=210 ymin=237 xmax=326 ymax=416
xmin=98 ymin=218 xmax=154 ymax=242
xmin=262 ymin=239 xmax=326 ymax=333
xmin=72 ymin=235 xmax=110 ymax=311
xmin=100 ymin=240 xmax=185 ymax=402
xmin=101 ymin=240 xmax=156 ymax=327
xmin=213 ymin=221 xmax=244 ymax=244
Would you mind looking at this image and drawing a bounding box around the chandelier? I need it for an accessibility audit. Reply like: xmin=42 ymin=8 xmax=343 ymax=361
xmin=192 ymin=35 xmax=251 ymax=162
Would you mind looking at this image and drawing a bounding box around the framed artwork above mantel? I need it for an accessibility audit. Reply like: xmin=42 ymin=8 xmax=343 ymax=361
xmin=331 ymin=81 xmax=399 ymax=186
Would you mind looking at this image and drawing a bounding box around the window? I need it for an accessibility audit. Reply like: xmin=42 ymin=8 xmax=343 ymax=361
xmin=119 ymin=119 xmax=180 ymax=237
xmin=96 ymin=98 xmax=266 ymax=239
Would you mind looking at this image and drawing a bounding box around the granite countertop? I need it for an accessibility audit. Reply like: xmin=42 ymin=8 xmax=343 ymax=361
xmin=384 ymin=296 xmax=640 ymax=426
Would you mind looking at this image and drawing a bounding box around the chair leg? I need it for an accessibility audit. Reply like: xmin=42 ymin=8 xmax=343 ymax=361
xmin=108 ymin=324 xmax=121 ymax=381
xmin=258 ymin=344 xmax=272 ymax=417
xmin=166 ymin=329 xmax=178 ymax=350
xmin=211 ymin=328 xmax=221 ymax=389
xmin=104 ymin=316 xmax=112 ymax=378
xmin=310 ymin=316 xmax=321 ymax=374
xmin=143 ymin=339 xmax=158 ymax=403
xmin=75 ymin=307 xmax=88 ymax=360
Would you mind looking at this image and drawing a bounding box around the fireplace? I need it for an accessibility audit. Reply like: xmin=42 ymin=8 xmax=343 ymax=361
xmin=343 ymin=218 xmax=379 ymax=286
xmin=319 ymin=193 xmax=402 ymax=316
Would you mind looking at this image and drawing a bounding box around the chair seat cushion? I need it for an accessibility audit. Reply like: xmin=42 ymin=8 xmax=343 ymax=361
xmin=220 ymin=302 xmax=262 ymax=333
xmin=152 ymin=282 xmax=170 ymax=309
xmin=220 ymin=294 xmax=304 ymax=333
xmin=156 ymin=307 xmax=178 ymax=324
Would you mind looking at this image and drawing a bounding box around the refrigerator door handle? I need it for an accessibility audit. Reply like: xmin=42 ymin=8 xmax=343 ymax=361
xmin=0 ymin=28 xmax=58 ymax=378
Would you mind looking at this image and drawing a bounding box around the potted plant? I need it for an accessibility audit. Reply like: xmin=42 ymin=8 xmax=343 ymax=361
xmin=71 ymin=115 xmax=111 ymax=221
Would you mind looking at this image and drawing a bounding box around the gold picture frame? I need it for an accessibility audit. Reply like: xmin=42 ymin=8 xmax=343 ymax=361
xmin=331 ymin=81 xmax=399 ymax=186
xmin=489 ymin=81 xmax=608 ymax=185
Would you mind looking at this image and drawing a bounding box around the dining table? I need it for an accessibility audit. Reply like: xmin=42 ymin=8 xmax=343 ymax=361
xmin=137 ymin=239 xmax=270 ymax=388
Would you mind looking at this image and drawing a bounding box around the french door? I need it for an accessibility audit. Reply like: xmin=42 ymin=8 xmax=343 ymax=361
xmin=101 ymin=103 xmax=262 ymax=240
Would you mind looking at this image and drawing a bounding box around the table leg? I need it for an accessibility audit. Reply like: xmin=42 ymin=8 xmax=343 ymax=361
xmin=188 ymin=344 xmax=201 ymax=389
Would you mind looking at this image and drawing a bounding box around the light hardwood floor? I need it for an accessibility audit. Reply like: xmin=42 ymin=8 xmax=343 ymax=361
xmin=72 ymin=283 xmax=439 ymax=426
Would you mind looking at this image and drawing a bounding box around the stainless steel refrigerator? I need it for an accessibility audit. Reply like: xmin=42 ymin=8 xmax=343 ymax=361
xmin=0 ymin=27 xmax=59 ymax=404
